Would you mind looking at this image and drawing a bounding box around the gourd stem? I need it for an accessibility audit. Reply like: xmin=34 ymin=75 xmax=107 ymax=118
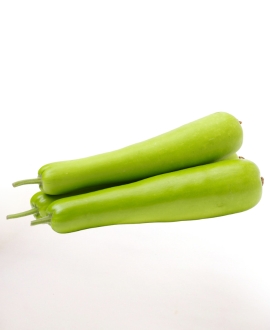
xmin=6 ymin=208 xmax=39 ymax=219
xmin=31 ymin=216 xmax=51 ymax=226
xmin=12 ymin=178 xmax=42 ymax=187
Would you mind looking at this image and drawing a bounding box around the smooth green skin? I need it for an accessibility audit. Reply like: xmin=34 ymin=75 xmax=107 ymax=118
xmin=30 ymin=183 xmax=124 ymax=219
xmin=42 ymin=159 xmax=262 ymax=234
xmin=38 ymin=112 xmax=243 ymax=195
xmin=29 ymin=153 xmax=239 ymax=219
xmin=31 ymin=192 xmax=57 ymax=219
xmin=215 ymin=152 xmax=239 ymax=161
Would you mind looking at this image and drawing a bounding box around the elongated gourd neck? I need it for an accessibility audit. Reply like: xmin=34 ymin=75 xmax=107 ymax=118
xmin=6 ymin=208 xmax=39 ymax=219
xmin=31 ymin=216 xmax=51 ymax=226
xmin=12 ymin=178 xmax=41 ymax=187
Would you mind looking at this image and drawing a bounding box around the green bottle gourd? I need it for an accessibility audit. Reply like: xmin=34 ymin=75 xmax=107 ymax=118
xmin=7 ymin=153 xmax=239 ymax=220
xmin=31 ymin=159 xmax=263 ymax=234
xmin=12 ymin=112 xmax=243 ymax=195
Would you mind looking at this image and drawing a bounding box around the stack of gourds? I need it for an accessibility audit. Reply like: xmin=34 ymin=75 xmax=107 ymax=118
xmin=7 ymin=112 xmax=263 ymax=234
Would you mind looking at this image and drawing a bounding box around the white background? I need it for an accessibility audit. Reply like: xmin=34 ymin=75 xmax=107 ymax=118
xmin=0 ymin=1 xmax=269 ymax=329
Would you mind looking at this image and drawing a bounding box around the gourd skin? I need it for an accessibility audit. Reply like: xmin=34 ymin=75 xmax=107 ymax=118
xmin=31 ymin=192 xmax=56 ymax=218
xmin=38 ymin=112 xmax=243 ymax=195
xmin=46 ymin=159 xmax=262 ymax=234
xmin=215 ymin=152 xmax=239 ymax=161
xmin=30 ymin=182 xmax=126 ymax=219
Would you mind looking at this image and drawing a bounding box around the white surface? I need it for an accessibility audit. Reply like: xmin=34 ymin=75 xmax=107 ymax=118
xmin=1 ymin=1 xmax=270 ymax=329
